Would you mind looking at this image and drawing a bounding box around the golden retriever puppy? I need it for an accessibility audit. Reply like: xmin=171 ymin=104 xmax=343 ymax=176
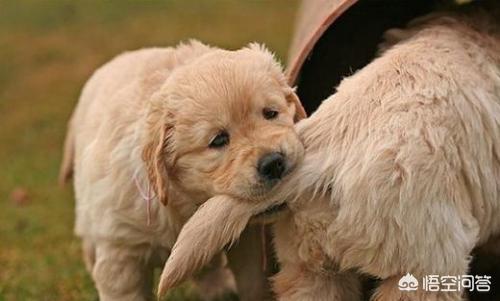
xmin=59 ymin=40 xmax=306 ymax=301
xmin=157 ymin=6 xmax=500 ymax=301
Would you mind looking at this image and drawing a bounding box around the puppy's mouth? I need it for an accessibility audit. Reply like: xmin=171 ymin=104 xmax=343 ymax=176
xmin=255 ymin=202 xmax=288 ymax=217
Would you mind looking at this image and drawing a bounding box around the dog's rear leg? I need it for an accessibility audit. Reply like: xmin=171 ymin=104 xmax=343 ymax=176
xmin=273 ymin=264 xmax=363 ymax=301
xmin=92 ymin=242 xmax=153 ymax=301
xmin=370 ymin=212 xmax=475 ymax=301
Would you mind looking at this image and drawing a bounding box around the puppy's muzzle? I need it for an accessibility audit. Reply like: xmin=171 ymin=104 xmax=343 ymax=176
xmin=257 ymin=152 xmax=287 ymax=183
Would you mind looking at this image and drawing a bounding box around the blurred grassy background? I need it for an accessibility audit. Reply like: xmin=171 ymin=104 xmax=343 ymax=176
xmin=0 ymin=1 xmax=297 ymax=300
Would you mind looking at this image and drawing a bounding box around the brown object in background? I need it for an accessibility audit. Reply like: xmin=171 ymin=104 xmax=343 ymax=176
xmin=287 ymin=0 xmax=357 ymax=85
xmin=287 ymin=0 xmax=438 ymax=115
xmin=10 ymin=187 xmax=30 ymax=206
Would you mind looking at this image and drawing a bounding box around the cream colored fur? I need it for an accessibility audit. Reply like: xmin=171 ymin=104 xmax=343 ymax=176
xmin=60 ymin=40 xmax=305 ymax=301
xmin=151 ymin=7 xmax=500 ymax=301
xmin=159 ymin=195 xmax=259 ymax=295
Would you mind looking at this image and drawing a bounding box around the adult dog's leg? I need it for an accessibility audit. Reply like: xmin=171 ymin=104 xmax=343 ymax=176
xmin=366 ymin=210 xmax=476 ymax=301
xmin=92 ymin=242 xmax=153 ymax=301
xmin=226 ymin=225 xmax=274 ymax=301
xmin=273 ymin=264 xmax=362 ymax=301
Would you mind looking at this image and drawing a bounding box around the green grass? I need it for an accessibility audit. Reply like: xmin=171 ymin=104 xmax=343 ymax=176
xmin=0 ymin=1 xmax=297 ymax=300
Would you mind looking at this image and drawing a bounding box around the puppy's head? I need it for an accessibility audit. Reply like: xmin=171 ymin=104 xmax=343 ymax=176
xmin=143 ymin=43 xmax=306 ymax=206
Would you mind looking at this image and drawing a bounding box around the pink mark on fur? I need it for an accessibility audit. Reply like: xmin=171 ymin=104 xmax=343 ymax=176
xmin=134 ymin=172 xmax=155 ymax=226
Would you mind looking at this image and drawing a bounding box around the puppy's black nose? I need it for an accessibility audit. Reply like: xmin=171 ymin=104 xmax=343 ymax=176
xmin=258 ymin=152 xmax=286 ymax=181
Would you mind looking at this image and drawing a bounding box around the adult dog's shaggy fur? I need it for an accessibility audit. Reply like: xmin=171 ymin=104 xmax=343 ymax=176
xmin=158 ymin=6 xmax=500 ymax=301
xmin=60 ymin=40 xmax=306 ymax=301
xmin=270 ymin=7 xmax=500 ymax=301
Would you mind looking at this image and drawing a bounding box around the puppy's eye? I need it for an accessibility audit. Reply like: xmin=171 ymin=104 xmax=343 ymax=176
xmin=263 ymin=108 xmax=279 ymax=120
xmin=209 ymin=131 xmax=230 ymax=148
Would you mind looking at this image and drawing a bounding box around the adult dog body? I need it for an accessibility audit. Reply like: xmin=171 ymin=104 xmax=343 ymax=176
xmin=273 ymin=8 xmax=500 ymax=301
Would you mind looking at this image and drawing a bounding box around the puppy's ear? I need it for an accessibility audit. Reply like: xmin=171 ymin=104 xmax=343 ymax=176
xmin=244 ymin=43 xmax=307 ymax=121
xmin=285 ymin=88 xmax=307 ymax=122
xmin=142 ymin=103 xmax=173 ymax=206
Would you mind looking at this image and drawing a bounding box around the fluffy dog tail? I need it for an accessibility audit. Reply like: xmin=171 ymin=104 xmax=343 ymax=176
xmin=157 ymin=195 xmax=254 ymax=297
xmin=59 ymin=115 xmax=75 ymax=187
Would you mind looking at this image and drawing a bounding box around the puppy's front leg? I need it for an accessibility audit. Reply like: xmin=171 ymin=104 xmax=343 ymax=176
xmin=226 ymin=224 xmax=274 ymax=301
xmin=273 ymin=264 xmax=362 ymax=301
xmin=92 ymin=242 xmax=153 ymax=301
